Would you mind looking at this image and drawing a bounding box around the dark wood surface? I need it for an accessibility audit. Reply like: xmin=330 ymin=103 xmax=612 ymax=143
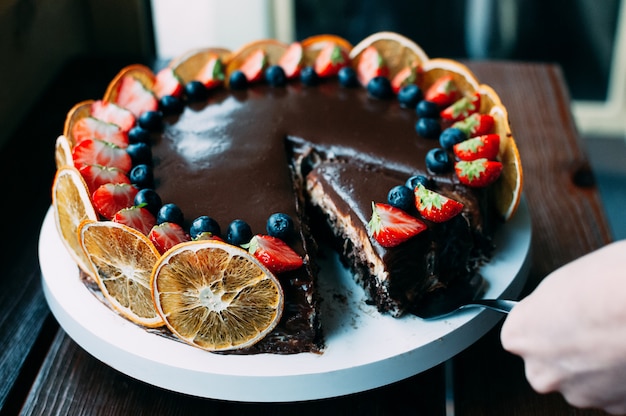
xmin=0 ymin=59 xmax=613 ymax=415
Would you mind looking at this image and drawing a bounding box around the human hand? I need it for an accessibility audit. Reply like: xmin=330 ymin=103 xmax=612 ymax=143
xmin=501 ymin=239 xmax=626 ymax=414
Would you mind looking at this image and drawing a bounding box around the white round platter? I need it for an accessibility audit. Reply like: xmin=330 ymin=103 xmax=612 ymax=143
xmin=39 ymin=198 xmax=531 ymax=402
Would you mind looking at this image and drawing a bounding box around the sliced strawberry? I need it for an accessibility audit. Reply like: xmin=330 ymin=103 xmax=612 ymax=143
xmin=440 ymin=92 xmax=481 ymax=122
xmin=424 ymin=75 xmax=460 ymax=107
xmin=244 ymin=234 xmax=303 ymax=274
xmin=239 ymin=49 xmax=267 ymax=83
xmin=72 ymin=116 xmax=128 ymax=148
xmin=391 ymin=65 xmax=418 ymax=94
xmin=79 ymin=164 xmax=130 ymax=193
xmin=148 ymin=222 xmax=191 ymax=254
xmin=278 ymin=42 xmax=304 ymax=79
xmin=153 ymin=67 xmax=184 ymax=99
xmin=453 ymin=134 xmax=500 ymax=161
xmin=314 ymin=43 xmax=350 ymax=77
xmin=195 ymin=55 xmax=225 ymax=89
xmin=92 ymin=183 xmax=139 ymax=220
xmin=194 ymin=232 xmax=224 ymax=242
xmin=452 ymin=113 xmax=495 ymax=138
xmin=367 ymin=202 xmax=427 ymax=248
xmin=90 ymin=100 xmax=136 ymax=133
xmin=113 ymin=206 xmax=156 ymax=236
xmin=356 ymin=46 xmax=389 ymax=86
xmin=115 ymin=75 xmax=159 ymax=117
xmin=455 ymin=159 xmax=503 ymax=187
xmin=72 ymin=138 xmax=132 ymax=173
xmin=414 ymin=184 xmax=464 ymax=223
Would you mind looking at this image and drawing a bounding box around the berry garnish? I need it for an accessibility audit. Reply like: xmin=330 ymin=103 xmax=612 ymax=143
xmin=440 ymin=92 xmax=481 ymax=122
xmin=453 ymin=134 xmax=500 ymax=161
xmin=391 ymin=66 xmax=418 ymax=95
xmin=387 ymin=185 xmax=415 ymax=212
xmin=416 ymin=100 xmax=439 ymax=118
xmin=114 ymin=74 xmax=159 ymax=117
xmin=134 ymin=188 xmax=162 ymax=216
xmin=148 ymin=222 xmax=191 ymax=254
xmin=239 ymin=49 xmax=267 ymax=83
xmin=196 ymin=54 xmax=225 ymax=89
xmin=356 ymin=46 xmax=389 ymax=86
xmin=452 ymin=113 xmax=495 ymax=138
xmin=278 ymin=42 xmax=304 ymax=79
xmin=405 ymin=174 xmax=433 ymax=190
xmin=90 ymin=100 xmax=136 ymax=133
xmin=113 ymin=205 xmax=156 ymax=235
xmin=129 ymin=164 xmax=154 ymax=189
xmin=78 ymin=164 xmax=130 ymax=193
xmin=72 ymin=117 xmax=128 ymax=148
xmin=126 ymin=142 xmax=152 ymax=166
xmin=226 ymin=219 xmax=253 ymax=246
xmin=367 ymin=202 xmax=427 ymax=248
xmin=338 ymin=67 xmax=359 ymax=88
xmin=159 ymin=95 xmax=184 ymax=116
xmin=92 ymin=183 xmax=139 ymax=220
xmin=244 ymin=234 xmax=303 ymax=274
xmin=266 ymin=213 xmax=295 ymax=241
xmin=439 ymin=127 xmax=467 ymax=150
xmin=424 ymin=75 xmax=460 ymax=107
xmin=229 ymin=70 xmax=248 ymax=90
xmin=314 ymin=43 xmax=350 ymax=77
xmin=128 ymin=126 xmax=151 ymax=144
xmin=190 ymin=215 xmax=221 ymax=239
xmin=414 ymin=184 xmax=464 ymax=223
xmin=153 ymin=67 xmax=184 ymax=99
xmin=265 ymin=65 xmax=287 ymax=87
xmin=425 ymin=148 xmax=452 ymax=173
xmin=300 ymin=66 xmax=319 ymax=86
xmin=184 ymin=80 xmax=209 ymax=101
xmin=455 ymin=159 xmax=503 ymax=187
xmin=72 ymin=138 xmax=132 ymax=173
xmin=415 ymin=117 xmax=441 ymax=139
xmin=137 ymin=110 xmax=163 ymax=132
xmin=156 ymin=203 xmax=184 ymax=226
xmin=367 ymin=76 xmax=393 ymax=99
xmin=397 ymin=84 xmax=423 ymax=109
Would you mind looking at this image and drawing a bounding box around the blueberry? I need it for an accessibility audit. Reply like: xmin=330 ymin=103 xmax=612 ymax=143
xmin=415 ymin=118 xmax=441 ymax=139
xmin=405 ymin=174 xmax=433 ymax=190
xmin=226 ymin=219 xmax=252 ymax=246
xmin=266 ymin=212 xmax=295 ymax=240
xmin=229 ymin=70 xmax=248 ymax=90
xmin=157 ymin=203 xmax=184 ymax=226
xmin=134 ymin=188 xmax=162 ymax=216
xmin=387 ymin=185 xmax=415 ymax=212
xmin=439 ymin=127 xmax=467 ymax=150
xmin=367 ymin=76 xmax=393 ymax=99
xmin=128 ymin=126 xmax=151 ymax=144
xmin=397 ymin=84 xmax=423 ymax=109
xmin=265 ymin=65 xmax=287 ymax=87
xmin=159 ymin=95 xmax=184 ymax=116
xmin=300 ymin=66 xmax=319 ymax=86
xmin=338 ymin=67 xmax=359 ymax=88
xmin=416 ymin=100 xmax=439 ymax=118
xmin=425 ymin=148 xmax=452 ymax=173
xmin=126 ymin=142 xmax=152 ymax=166
xmin=138 ymin=110 xmax=163 ymax=132
xmin=190 ymin=216 xmax=221 ymax=239
xmin=129 ymin=164 xmax=154 ymax=189
xmin=185 ymin=80 xmax=209 ymax=102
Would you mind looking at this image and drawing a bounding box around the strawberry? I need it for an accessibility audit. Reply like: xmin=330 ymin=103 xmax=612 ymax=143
xmin=72 ymin=138 xmax=132 ymax=173
xmin=367 ymin=202 xmax=427 ymax=248
xmin=452 ymin=113 xmax=495 ymax=138
xmin=414 ymin=184 xmax=464 ymax=223
xmin=244 ymin=234 xmax=303 ymax=274
xmin=239 ymin=49 xmax=267 ymax=83
xmin=278 ymin=42 xmax=304 ymax=79
xmin=424 ymin=75 xmax=460 ymax=107
xmin=90 ymin=100 xmax=136 ymax=133
xmin=148 ymin=222 xmax=191 ymax=254
xmin=440 ymin=92 xmax=481 ymax=122
xmin=115 ymin=75 xmax=159 ymax=117
xmin=92 ymin=183 xmax=139 ymax=219
xmin=113 ymin=206 xmax=156 ymax=235
xmin=195 ymin=55 xmax=225 ymax=89
xmin=453 ymin=134 xmax=500 ymax=161
xmin=455 ymin=159 xmax=503 ymax=187
xmin=194 ymin=232 xmax=224 ymax=242
xmin=79 ymin=164 xmax=130 ymax=193
xmin=314 ymin=43 xmax=350 ymax=77
xmin=356 ymin=46 xmax=389 ymax=86
xmin=72 ymin=116 xmax=128 ymax=148
xmin=391 ymin=65 xmax=418 ymax=94
xmin=153 ymin=67 xmax=184 ymax=99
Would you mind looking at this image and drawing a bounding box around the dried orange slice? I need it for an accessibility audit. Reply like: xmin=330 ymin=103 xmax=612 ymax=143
xmin=103 ymin=64 xmax=156 ymax=103
xmin=152 ymin=240 xmax=284 ymax=351
xmin=224 ymin=39 xmax=288 ymax=87
xmin=301 ymin=34 xmax=352 ymax=66
xmin=52 ymin=167 xmax=98 ymax=277
xmin=79 ymin=220 xmax=164 ymax=328
xmin=170 ymin=47 xmax=231 ymax=84
xmin=420 ymin=58 xmax=481 ymax=97
xmin=55 ymin=135 xmax=73 ymax=169
xmin=63 ymin=100 xmax=94 ymax=147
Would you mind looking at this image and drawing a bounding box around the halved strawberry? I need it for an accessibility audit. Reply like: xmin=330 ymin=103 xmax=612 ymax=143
xmin=113 ymin=206 xmax=156 ymax=236
xmin=78 ymin=164 xmax=130 ymax=193
xmin=239 ymin=49 xmax=267 ymax=83
xmin=455 ymin=159 xmax=503 ymax=187
xmin=424 ymin=75 xmax=460 ymax=107
xmin=440 ymin=92 xmax=481 ymax=122
xmin=356 ymin=46 xmax=389 ymax=86
xmin=148 ymin=222 xmax=191 ymax=254
xmin=278 ymin=42 xmax=304 ymax=79
xmin=115 ymin=75 xmax=159 ymax=117
xmin=367 ymin=202 xmax=427 ymax=248
xmin=314 ymin=43 xmax=350 ymax=77
xmin=414 ymin=184 xmax=464 ymax=223
xmin=72 ymin=138 xmax=132 ymax=173
xmin=244 ymin=234 xmax=303 ymax=274
xmin=90 ymin=100 xmax=136 ymax=133
xmin=153 ymin=67 xmax=184 ymax=99
xmin=452 ymin=113 xmax=495 ymax=138
xmin=453 ymin=134 xmax=500 ymax=161
xmin=92 ymin=183 xmax=139 ymax=219
xmin=195 ymin=55 xmax=225 ymax=89
xmin=72 ymin=117 xmax=128 ymax=148
xmin=391 ymin=65 xmax=418 ymax=94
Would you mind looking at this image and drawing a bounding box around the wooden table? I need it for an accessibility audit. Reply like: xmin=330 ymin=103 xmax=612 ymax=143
xmin=0 ymin=59 xmax=613 ymax=415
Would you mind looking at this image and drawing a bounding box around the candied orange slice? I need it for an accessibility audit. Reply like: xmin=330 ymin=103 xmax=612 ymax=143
xmin=151 ymin=240 xmax=284 ymax=351
xmin=170 ymin=47 xmax=231 ymax=84
xmin=63 ymin=100 xmax=94 ymax=148
xmin=301 ymin=34 xmax=352 ymax=66
xmin=224 ymin=39 xmax=288 ymax=87
xmin=79 ymin=220 xmax=164 ymax=327
xmin=54 ymin=135 xmax=73 ymax=169
xmin=103 ymin=64 xmax=156 ymax=104
xmin=52 ymin=167 xmax=98 ymax=277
